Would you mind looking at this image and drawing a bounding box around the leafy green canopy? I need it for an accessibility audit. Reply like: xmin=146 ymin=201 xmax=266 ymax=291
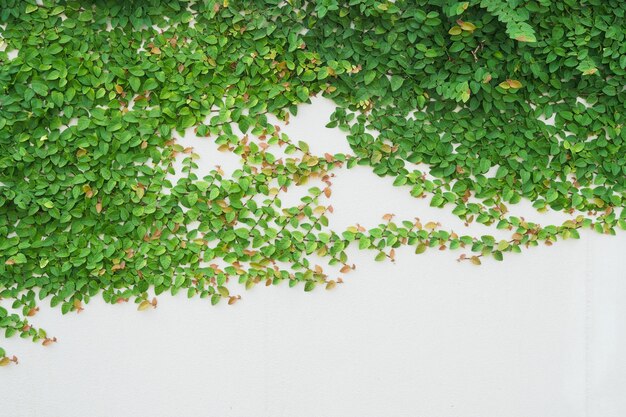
xmin=0 ymin=0 xmax=624 ymax=364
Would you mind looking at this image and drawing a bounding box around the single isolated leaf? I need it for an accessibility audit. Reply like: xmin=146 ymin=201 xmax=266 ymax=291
xmin=137 ymin=300 xmax=152 ymax=311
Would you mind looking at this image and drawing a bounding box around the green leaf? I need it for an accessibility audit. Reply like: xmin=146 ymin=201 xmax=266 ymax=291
xmin=209 ymin=188 xmax=220 ymax=200
xmin=187 ymin=192 xmax=198 ymax=207
xmin=390 ymin=75 xmax=404 ymax=92
xmin=129 ymin=76 xmax=141 ymax=92
xmin=160 ymin=256 xmax=172 ymax=269
xmin=363 ymin=71 xmax=377 ymax=85
xmin=11 ymin=253 xmax=27 ymax=264
xmin=175 ymin=275 xmax=185 ymax=287
xmin=301 ymin=70 xmax=316 ymax=82
xmin=31 ymin=81 xmax=48 ymax=96
xmin=234 ymin=228 xmax=249 ymax=239
xmin=298 ymin=141 xmax=309 ymax=153
xmin=196 ymin=181 xmax=210 ymax=192
xmin=51 ymin=91 xmax=64 ymax=107
xmin=79 ymin=10 xmax=93 ymax=22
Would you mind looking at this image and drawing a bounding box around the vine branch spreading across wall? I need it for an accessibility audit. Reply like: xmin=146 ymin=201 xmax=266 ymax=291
xmin=0 ymin=0 xmax=625 ymax=364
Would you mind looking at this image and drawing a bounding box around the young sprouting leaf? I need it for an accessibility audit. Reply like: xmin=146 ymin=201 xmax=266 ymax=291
xmin=458 ymin=20 xmax=476 ymax=32
xmin=137 ymin=300 xmax=152 ymax=311
xmin=507 ymin=79 xmax=523 ymax=89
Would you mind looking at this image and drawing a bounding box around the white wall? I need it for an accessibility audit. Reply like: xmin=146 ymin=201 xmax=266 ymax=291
xmin=2 ymin=99 xmax=625 ymax=417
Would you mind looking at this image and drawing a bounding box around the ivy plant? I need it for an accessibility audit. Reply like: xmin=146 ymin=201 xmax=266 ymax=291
xmin=0 ymin=0 xmax=625 ymax=365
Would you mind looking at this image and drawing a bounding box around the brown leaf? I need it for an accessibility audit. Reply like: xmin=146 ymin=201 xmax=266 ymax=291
xmin=42 ymin=337 xmax=57 ymax=347
xmin=340 ymin=265 xmax=352 ymax=274
xmin=111 ymin=261 xmax=126 ymax=272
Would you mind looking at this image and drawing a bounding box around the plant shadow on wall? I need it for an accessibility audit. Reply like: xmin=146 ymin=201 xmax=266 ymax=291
xmin=0 ymin=0 xmax=625 ymax=365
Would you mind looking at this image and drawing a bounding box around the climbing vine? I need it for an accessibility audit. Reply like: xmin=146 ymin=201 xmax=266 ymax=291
xmin=1 ymin=0 xmax=625 ymax=365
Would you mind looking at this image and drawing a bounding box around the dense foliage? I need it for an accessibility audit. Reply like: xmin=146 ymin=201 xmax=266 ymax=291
xmin=1 ymin=0 xmax=624 ymax=364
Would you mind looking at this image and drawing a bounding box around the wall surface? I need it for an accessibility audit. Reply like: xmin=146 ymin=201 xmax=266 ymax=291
xmin=2 ymin=99 xmax=625 ymax=417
